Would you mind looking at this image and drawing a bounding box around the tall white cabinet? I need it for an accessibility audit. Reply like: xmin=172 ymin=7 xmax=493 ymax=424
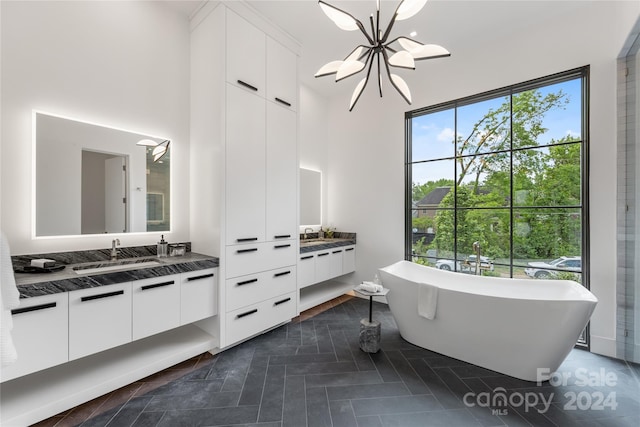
xmin=190 ymin=2 xmax=299 ymax=348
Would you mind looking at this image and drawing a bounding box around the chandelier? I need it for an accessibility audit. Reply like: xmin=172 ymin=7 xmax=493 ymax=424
xmin=315 ymin=0 xmax=450 ymax=111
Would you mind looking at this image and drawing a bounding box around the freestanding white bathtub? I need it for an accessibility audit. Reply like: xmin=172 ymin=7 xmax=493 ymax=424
xmin=378 ymin=260 xmax=598 ymax=381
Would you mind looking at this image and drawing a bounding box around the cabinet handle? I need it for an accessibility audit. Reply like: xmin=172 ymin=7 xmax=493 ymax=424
xmin=237 ymin=80 xmax=258 ymax=92
xmin=141 ymin=280 xmax=174 ymax=291
xmin=274 ymin=244 xmax=291 ymax=249
xmin=236 ymin=308 xmax=258 ymax=319
xmin=187 ymin=273 xmax=214 ymax=281
xmin=333 ymin=250 xmax=343 ymax=254
xmin=274 ymin=297 xmax=291 ymax=306
xmin=274 ymin=271 xmax=291 ymax=277
xmin=237 ymin=237 xmax=258 ymax=242
xmin=237 ymin=248 xmax=258 ymax=254
xmin=81 ymin=290 xmax=124 ymax=302
xmin=300 ymin=255 xmax=314 ymax=260
xmin=274 ymin=234 xmax=291 ymax=239
xmin=345 ymin=248 xmax=355 ymax=252
xmin=12 ymin=302 xmax=56 ymax=315
xmin=237 ymin=278 xmax=258 ymax=286
xmin=317 ymin=253 xmax=329 ymax=257
xmin=275 ymin=97 xmax=291 ymax=107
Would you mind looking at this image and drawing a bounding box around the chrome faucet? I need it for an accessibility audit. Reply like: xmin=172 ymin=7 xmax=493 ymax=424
xmin=111 ymin=238 xmax=120 ymax=261
xmin=303 ymin=228 xmax=314 ymax=240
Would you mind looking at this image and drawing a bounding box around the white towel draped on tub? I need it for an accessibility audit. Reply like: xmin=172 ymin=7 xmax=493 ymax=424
xmin=418 ymin=283 xmax=438 ymax=320
xmin=1 ymin=231 xmax=20 ymax=366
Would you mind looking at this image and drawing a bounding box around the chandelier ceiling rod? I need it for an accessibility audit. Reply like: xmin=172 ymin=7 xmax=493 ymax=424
xmin=315 ymin=0 xmax=450 ymax=111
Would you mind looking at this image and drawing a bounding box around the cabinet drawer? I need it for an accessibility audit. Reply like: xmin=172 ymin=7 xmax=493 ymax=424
xmin=181 ymin=268 xmax=218 ymax=325
xmin=226 ymin=266 xmax=296 ymax=312
xmin=132 ymin=276 xmax=180 ymax=340
xmin=226 ymin=291 xmax=296 ymax=345
xmin=226 ymin=241 xmax=296 ymax=278
xmin=1 ymin=293 xmax=68 ymax=382
xmin=69 ymin=283 xmax=132 ymax=361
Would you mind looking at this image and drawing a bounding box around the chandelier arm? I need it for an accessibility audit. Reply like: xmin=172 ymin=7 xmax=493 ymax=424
xmin=369 ymin=15 xmax=375 ymax=42
xmin=349 ymin=50 xmax=375 ymax=111
xmin=382 ymin=49 xmax=411 ymax=104
xmin=376 ymin=5 xmax=381 ymax=41
xmin=377 ymin=52 xmax=383 ymax=98
xmin=356 ymin=21 xmax=375 ymax=45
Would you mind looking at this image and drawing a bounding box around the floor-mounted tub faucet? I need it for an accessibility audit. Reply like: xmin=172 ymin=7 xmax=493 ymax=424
xmin=111 ymin=238 xmax=120 ymax=261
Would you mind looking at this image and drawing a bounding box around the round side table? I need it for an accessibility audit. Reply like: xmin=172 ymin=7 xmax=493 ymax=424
xmin=353 ymin=286 xmax=389 ymax=353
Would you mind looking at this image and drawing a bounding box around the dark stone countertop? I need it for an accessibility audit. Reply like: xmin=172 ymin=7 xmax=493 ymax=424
xmin=14 ymin=252 xmax=219 ymax=299
xmin=299 ymin=238 xmax=356 ymax=254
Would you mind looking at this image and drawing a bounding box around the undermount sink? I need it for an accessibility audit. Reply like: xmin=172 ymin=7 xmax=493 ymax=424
xmin=300 ymin=238 xmax=348 ymax=247
xmin=72 ymin=258 xmax=162 ymax=275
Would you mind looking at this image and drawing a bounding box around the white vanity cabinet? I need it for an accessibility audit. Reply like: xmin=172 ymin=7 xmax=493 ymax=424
xmin=68 ymin=282 xmax=132 ymax=361
xmin=132 ymin=275 xmax=180 ymax=341
xmin=180 ymin=268 xmax=218 ymax=325
xmin=298 ymin=245 xmax=357 ymax=312
xmin=0 ymin=293 xmax=68 ymax=382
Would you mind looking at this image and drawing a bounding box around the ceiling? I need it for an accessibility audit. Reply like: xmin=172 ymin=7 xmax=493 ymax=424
xmin=165 ymin=0 xmax=586 ymax=99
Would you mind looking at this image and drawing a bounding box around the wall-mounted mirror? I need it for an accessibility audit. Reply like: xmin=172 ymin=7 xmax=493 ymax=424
xmin=300 ymin=168 xmax=321 ymax=226
xmin=34 ymin=112 xmax=170 ymax=236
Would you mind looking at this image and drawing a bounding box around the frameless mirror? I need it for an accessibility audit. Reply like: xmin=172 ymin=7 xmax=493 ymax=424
xmin=34 ymin=112 xmax=170 ymax=236
xmin=300 ymin=168 xmax=321 ymax=226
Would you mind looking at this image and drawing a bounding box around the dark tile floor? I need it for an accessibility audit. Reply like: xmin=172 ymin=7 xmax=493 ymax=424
xmin=34 ymin=295 xmax=640 ymax=427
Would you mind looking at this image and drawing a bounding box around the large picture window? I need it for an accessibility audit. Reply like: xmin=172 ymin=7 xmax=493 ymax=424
xmin=406 ymin=67 xmax=588 ymax=289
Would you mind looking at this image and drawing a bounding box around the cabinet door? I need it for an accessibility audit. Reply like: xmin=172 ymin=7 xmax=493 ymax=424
xmin=181 ymin=269 xmax=218 ymax=325
xmin=266 ymin=37 xmax=297 ymax=111
xmin=69 ymin=283 xmax=132 ymax=361
xmin=132 ymin=276 xmax=180 ymax=340
xmin=298 ymin=254 xmax=316 ymax=288
xmin=266 ymin=103 xmax=297 ymax=242
xmin=343 ymin=246 xmax=356 ymax=274
xmin=226 ymin=84 xmax=266 ymax=245
xmin=226 ymin=9 xmax=266 ymax=97
xmin=330 ymin=249 xmax=344 ymax=278
xmin=1 ymin=293 xmax=68 ymax=382
xmin=315 ymin=251 xmax=332 ymax=282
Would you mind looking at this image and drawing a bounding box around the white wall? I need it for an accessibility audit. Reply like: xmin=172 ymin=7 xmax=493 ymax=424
xmin=324 ymin=1 xmax=640 ymax=358
xmin=0 ymin=1 xmax=190 ymax=254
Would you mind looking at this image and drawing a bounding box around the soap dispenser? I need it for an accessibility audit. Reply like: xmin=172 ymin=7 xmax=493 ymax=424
xmin=157 ymin=235 xmax=168 ymax=258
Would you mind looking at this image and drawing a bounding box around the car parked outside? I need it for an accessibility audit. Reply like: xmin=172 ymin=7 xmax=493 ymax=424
xmin=524 ymin=256 xmax=581 ymax=279
xmin=435 ymin=255 xmax=494 ymax=272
